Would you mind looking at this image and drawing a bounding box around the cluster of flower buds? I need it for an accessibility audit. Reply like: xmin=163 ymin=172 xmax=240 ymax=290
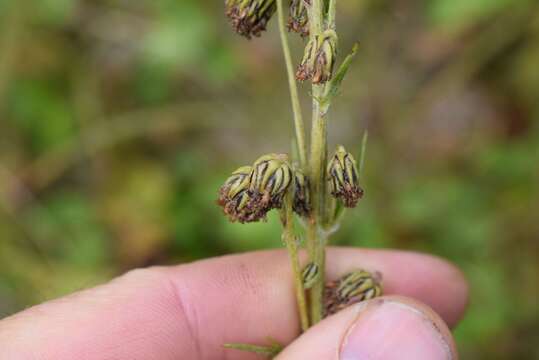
xmin=287 ymin=0 xmax=309 ymax=37
xmin=218 ymin=154 xmax=312 ymax=223
xmin=225 ymin=0 xmax=277 ymax=39
xmin=327 ymin=145 xmax=364 ymax=208
xmin=296 ymin=29 xmax=337 ymax=84
xmin=324 ymin=270 xmax=382 ymax=317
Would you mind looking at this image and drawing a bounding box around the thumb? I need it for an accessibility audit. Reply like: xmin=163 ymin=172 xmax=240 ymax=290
xmin=277 ymin=296 xmax=457 ymax=360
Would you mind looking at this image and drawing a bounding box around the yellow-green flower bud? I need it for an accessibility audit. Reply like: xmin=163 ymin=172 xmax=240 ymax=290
xmin=302 ymin=262 xmax=319 ymax=289
xmin=312 ymin=30 xmax=337 ymax=84
xmin=296 ymin=30 xmax=337 ymax=84
xmin=249 ymin=153 xmax=293 ymax=206
xmin=292 ymin=169 xmax=310 ymax=217
xmin=225 ymin=0 xmax=276 ymax=39
xmin=327 ymin=145 xmax=364 ymax=208
xmin=288 ymin=0 xmax=309 ymax=37
xmin=296 ymin=36 xmax=318 ymax=82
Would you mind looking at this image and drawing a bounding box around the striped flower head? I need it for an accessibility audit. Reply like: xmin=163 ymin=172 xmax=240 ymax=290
xmin=336 ymin=270 xmax=382 ymax=302
xmin=324 ymin=270 xmax=382 ymax=317
xmin=218 ymin=166 xmax=254 ymax=223
xmin=218 ymin=154 xmax=293 ymax=223
xmin=296 ymin=30 xmax=337 ymax=84
xmin=327 ymin=145 xmax=364 ymax=208
xmin=225 ymin=0 xmax=276 ymax=39
xmin=248 ymin=153 xmax=293 ymax=209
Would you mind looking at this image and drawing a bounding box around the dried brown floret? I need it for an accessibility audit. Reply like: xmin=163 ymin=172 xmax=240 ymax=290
xmin=287 ymin=0 xmax=309 ymax=37
xmin=225 ymin=0 xmax=276 ymax=39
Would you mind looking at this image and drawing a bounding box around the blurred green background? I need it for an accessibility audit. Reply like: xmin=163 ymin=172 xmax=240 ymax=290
xmin=0 ymin=0 xmax=538 ymax=358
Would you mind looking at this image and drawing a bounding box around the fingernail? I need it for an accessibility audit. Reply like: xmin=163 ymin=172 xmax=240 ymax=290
xmin=340 ymin=300 xmax=452 ymax=360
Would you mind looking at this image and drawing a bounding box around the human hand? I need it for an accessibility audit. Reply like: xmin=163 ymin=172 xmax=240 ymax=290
xmin=0 ymin=247 xmax=468 ymax=360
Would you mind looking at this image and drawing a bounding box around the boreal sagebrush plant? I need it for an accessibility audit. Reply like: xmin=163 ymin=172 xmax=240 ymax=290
xmin=221 ymin=0 xmax=383 ymax=357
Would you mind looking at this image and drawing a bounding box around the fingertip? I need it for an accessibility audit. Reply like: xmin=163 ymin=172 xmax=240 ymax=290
xmin=397 ymin=253 xmax=469 ymax=328
xmin=278 ymin=296 xmax=458 ymax=360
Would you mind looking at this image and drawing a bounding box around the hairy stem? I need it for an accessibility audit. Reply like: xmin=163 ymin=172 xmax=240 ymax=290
xmin=307 ymin=0 xmax=329 ymax=325
xmin=276 ymin=0 xmax=307 ymax=169
xmin=281 ymin=194 xmax=310 ymax=331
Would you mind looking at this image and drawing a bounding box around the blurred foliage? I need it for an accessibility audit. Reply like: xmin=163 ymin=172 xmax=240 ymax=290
xmin=0 ymin=0 xmax=538 ymax=358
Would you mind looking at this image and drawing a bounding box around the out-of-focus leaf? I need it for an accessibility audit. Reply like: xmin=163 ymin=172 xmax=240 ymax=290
xmin=142 ymin=2 xmax=211 ymax=68
xmin=428 ymin=0 xmax=513 ymax=30
xmin=8 ymin=80 xmax=74 ymax=153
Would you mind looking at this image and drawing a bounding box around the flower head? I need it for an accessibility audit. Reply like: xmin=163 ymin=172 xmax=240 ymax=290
xmin=218 ymin=154 xmax=293 ymax=223
xmin=324 ymin=270 xmax=382 ymax=317
xmin=225 ymin=0 xmax=276 ymax=39
xmin=327 ymin=145 xmax=364 ymax=208
xmin=336 ymin=270 xmax=382 ymax=301
xmin=296 ymin=30 xmax=337 ymax=84
xmin=218 ymin=166 xmax=255 ymax=223
xmin=248 ymin=153 xmax=293 ymax=210
xmin=288 ymin=0 xmax=309 ymax=37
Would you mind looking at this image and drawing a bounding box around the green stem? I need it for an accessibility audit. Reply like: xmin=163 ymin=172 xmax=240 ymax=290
xmin=327 ymin=0 xmax=337 ymax=27
xmin=281 ymin=194 xmax=310 ymax=331
xmin=276 ymin=0 xmax=307 ymax=169
xmin=307 ymin=0 xmax=329 ymax=325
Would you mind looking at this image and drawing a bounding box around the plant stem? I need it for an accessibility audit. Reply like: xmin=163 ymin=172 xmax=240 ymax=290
xmin=281 ymin=193 xmax=310 ymax=331
xmin=276 ymin=0 xmax=307 ymax=169
xmin=307 ymin=0 xmax=329 ymax=325
xmin=308 ymin=95 xmax=327 ymax=324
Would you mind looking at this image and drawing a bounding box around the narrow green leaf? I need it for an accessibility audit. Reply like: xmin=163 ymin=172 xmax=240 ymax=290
xmin=358 ymin=130 xmax=369 ymax=180
xmin=224 ymin=341 xmax=283 ymax=358
xmin=320 ymin=43 xmax=359 ymax=111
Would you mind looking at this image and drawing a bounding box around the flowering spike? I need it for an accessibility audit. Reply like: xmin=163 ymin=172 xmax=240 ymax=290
xmin=225 ymin=0 xmax=276 ymax=39
xmin=327 ymin=145 xmax=364 ymax=208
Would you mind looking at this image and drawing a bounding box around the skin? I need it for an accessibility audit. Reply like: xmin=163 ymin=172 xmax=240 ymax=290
xmin=0 ymin=247 xmax=468 ymax=360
